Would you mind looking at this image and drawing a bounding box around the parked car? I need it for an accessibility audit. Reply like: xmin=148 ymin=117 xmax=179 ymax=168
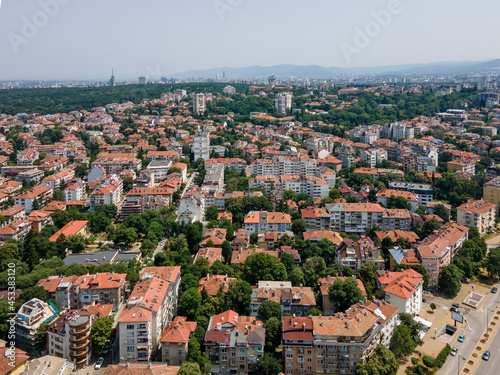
xmin=458 ymin=334 xmax=465 ymax=342
xmin=95 ymin=357 xmax=104 ymax=370
xmin=102 ymin=340 xmax=111 ymax=354
xmin=450 ymin=307 xmax=458 ymax=313
xmin=451 ymin=347 xmax=458 ymax=356
xmin=491 ymin=287 xmax=497 ymax=294
xmin=482 ymin=351 xmax=491 ymax=361
xmin=452 ymin=303 xmax=460 ymax=308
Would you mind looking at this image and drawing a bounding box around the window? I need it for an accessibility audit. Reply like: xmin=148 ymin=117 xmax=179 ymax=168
xmin=317 ymin=360 xmax=323 ymax=365
xmin=239 ymin=357 xmax=245 ymax=361
xmin=127 ymin=346 xmax=135 ymax=352
xmin=240 ymin=349 xmax=245 ymax=353
xmin=351 ymin=346 xmax=356 ymax=351
xmin=165 ymin=349 xmax=169 ymax=355
xmin=126 ymin=339 xmax=134 ymax=344
xmin=351 ymin=354 xmax=356 ymax=359
xmin=307 ymin=350 xmax=312 ymax=355
xmin=222 ymin=356 xmax=227 ymax=362
xmin=286 ymin=362 xmax=292 ymax=368
xmin=286 ymin=354 xmax=293 ymax=359
xmin=178 ymin=350 xmax=183 ymax=356
xmin=127 ymin=324 xmax=134 ymax=329
xmin=127 ymin=332 xmax=134 ymax=337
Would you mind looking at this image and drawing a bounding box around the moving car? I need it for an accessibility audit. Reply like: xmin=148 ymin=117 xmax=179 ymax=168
xmin=458 ymin=334 xmax=465 ymax=342
xmin=492 ymin=287 xmax=497 ymax=294
xmin=95 ymin=357 xmax=104 ymax=370
xmin=451 ymin=347 xmax=458 ymax=356
xmin=482 ymin=351 xmax=490 ymax=361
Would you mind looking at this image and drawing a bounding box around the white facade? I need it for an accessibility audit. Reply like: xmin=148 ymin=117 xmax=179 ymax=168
xmin=275 ymin=92 xmax=292 ymax=114
xmin=193 ymin=130 xmax=210 ymax=161
xmin=193 ymin=93 xmax=206 ymax=114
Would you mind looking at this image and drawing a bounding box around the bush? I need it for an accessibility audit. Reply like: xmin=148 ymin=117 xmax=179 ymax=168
xmin=435 ymin=344 xmax=451 ymax=368
xmin=411 ymin=357 xmax=419 ymax=365
xmin=422 ymin=355 xmax=434 ymax=367
xmin=430 ymin=303 xmax=436 ymax=310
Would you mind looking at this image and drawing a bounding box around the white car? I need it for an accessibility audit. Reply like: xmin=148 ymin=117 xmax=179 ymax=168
xmin=451 ymin=347 xmax=458 ymax=356
xmin=95 ymin=357 xmax=104 ymax=370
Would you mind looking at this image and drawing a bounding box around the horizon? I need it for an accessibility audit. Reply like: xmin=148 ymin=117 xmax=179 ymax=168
xmin=1 ymin=0 xmax=499 ymax=81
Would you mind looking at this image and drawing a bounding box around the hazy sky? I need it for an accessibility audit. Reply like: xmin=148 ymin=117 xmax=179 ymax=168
xmin=0 ymin=0 xmax=499 ymax=80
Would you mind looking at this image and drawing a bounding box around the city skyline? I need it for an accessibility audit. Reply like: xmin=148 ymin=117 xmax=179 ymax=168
xmin=0 ymin=0 xmax=499 ymax=80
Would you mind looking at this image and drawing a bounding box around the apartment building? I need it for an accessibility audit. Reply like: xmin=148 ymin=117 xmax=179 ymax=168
xmin=250 ymin=281 xmax=316 ymax=317
xmin=203 ymin=163 xmax=225 ymax=192
xmin=325 ymin=203 xmax=385 ymax=234
xmin=205 ymin=158 xmax=247 ymax=173
xmin=336 ymin=237 xmax=384 ymax=271
xmin=90 ymin=175 xmax=123 ymax=210
xmin=194 ymin=247 xmax=223 ymax=266
xmin=275 ymin=92 xmax=293 ymax=114
xmin=46 ymin=306 xmax=111 ymax=369
xmin=388 ymin=181 xmax=433 ymax=206
xmin=177 ymin=189 xmax=205 ymax=223
xmin=63 ymin=180 xmax=86 ymax=202
xmin=0 ymin=205 xmax=26 ymax=222
xmin=381 ymin=121 xmax=414 ymax=140
xmin=249 ymin=175 xmax=329 ymax=199
xmin=15 ymin=298 xmax=57 ymax=353
xmin=250 ymin=157 xmax=317 ymax=177
xmin=49 ymin=220 xmax=89 ymax=242
xmin=160 ymin=316 xmax=197 ymax=365
xmin=416 ymin=222 xmax=469 ymax=286
xmin=244 ymin=211 xmax=292 ymax=234
xmin=401 ymin=138 xmax=439 ymax=166
xmin=318 ymin=276 xmax=367 ymax=315
xmin=380 ymin=209 xmax=412 ymax=231
xmin=377 ymin=269 xmax=423 ymax=316
xmin=457 ymin=199 xmax=496 ymax=235
xmin=17 ymin=149 xmax=39 ymax=165
xmin=193 ymin=129 xmax=210 ymax=161
xmin=41 ymin=168 xmax=75 ymax=189
xmin=300 ymin=207 xmax=331 ymax=231
xmin=377 ymin=190 xmax=419 ymax=212
xmin=15 ymin=185 xmax=54 ymax=213
xmin=126 ymin=187 xmax=174 ymax=207
xmin=37 ymin=272 xmax=127 ymax=309
xmin=281 ymin=300 xmax=399 ymax=375
xmin=199 ymin=274 xmax=237 ymax=296
xmin=117 ymin=266 xmax=181 ymax=362
xmin=316 ymin=166 xmax=336 ymax=188
xmin=204 ymin=310 xmax=265 ymax=375
xmin=193 ymin=93 xmax=206 ymax=114
xmin=91 ymin=153 xmax=142 ymax=175
xmin=484 ymin=176 xmax=500 ymax=206
xmin=447 ymin=159 xmax=476 ymax=175
xmin=403 ymin=155 xmax=436 ymax=173
xmin=146 ymin=151 xmax=180 ymax=162
xmin=145 ymin=160 xmax=173 ymax=182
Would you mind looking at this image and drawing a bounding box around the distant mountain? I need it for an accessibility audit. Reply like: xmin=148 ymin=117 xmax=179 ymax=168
xmin=166 ymin=59 xmax=500 ymax=79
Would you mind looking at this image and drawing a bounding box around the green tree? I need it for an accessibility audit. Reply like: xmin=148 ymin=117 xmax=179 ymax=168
xmin=225 ymin=279 xmax=253 ymax=315
xmin=123 ymin=177 xmax=134 ymax=193
xmin=390 ymin=324 xmax=417 ymax=358
xmin=20 ymin=286 xmax=47 ymax=302
xmin=178 ymin=362 xmax=202 ymax=375
xmin=486 ymin=247 xmax=500 ymax=278
xmin=257 ymin=301 xmax=282 ymax=322
xmin=178 ymin=288 xmax=202 ymax=321
xmin=356 ymin=344 xmax=399 ymax=375
xmin=328 ymin=277 xmax=363 ymax=312
xmin=288 ymin=267 xmax=305 ymax=286
xmin=434 ymin=204 xmax=449 ymax=222
xmin=91 ymin=316 xmax=115 ymax=354
xmin=264 ymin=316 xmax=281 ymax=353
xmin=35 ymin=322 xmax=48 ymax=353
xmin=52 ymin=190 xmax=64 ymax=202
xmin=291 ymin=218 xmax=307 ymax=238
xmin=205 ymin=206 xmax=219 ymax=221
xmin=243 ymin=253 xmax=287 ymax=285
xmin=221 ymin=240 xmax=232 ymax=263
xmin=257 ymin=353 xmax=283 ymax=375
xmin=439 ymin=264 xmax=464 ymax=296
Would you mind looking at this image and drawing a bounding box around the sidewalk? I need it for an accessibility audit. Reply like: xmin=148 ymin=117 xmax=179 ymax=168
xmin=397 ymin=301 xmax=468 ymax=375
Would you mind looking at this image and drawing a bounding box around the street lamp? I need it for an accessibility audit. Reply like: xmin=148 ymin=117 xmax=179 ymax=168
xmin=486 ymin=308 xmax=496 ymax=333
xmin=458 ymin=354 xmax=466 ymax=375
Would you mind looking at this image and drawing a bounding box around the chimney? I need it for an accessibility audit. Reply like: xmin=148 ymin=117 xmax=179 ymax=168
xmin=302 ymin=323 xmax=306 ymax=331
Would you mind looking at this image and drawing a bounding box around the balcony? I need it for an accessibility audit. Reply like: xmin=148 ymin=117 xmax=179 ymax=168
xmin=70 ymin=340 xmax=89 ymax=350
xmin=70 ymin=347 xmax=89 ymax=361
xmin=70 ymin=332 xmax=90 ymax=344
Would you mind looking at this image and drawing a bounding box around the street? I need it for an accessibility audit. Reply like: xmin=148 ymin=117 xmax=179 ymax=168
xmin=437 ymin=288 xmax=500 ymax=375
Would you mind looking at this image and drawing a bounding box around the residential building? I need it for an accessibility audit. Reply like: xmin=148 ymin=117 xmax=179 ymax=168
xmin=91 ymin=153 xmax=142 ymax=175
xmin=281 ymin=300 xmax=399 ymax=375
xmin=63 ymin=180 xmax=86 ymax=202
xmin=336 ymin=237 xmax=384 ymax=271
xmin=177 ymin=189 xmax=205 ymax=223
xmin=300 ymin=207 xmax=331 ymax=231
xmin=193 ymin=129 xmax=210 ymax=161
xmin=0 ymin=205 xmax=25 ymax=222
xmin=388 ymin=181 xmax=433 ymax=206
xmin=17 ymin=149 xmax=39 ymax=165
xmin=377 ymin=189 xmax=419 ymax=212
xmin=21 ymin=355 xmax=74 ymax=375
xmin=117 ymin=266 xmax=181 ymax=362
xmin=380 ymin=209 xmax=413 ymax=231
xmin=403 ymin=155 xmax=436 ymax=173
xmin=231 ymin=228 xmax=249 ymax=252
xmin=214 ymin=191 xmax=263 ymax=211
xmin=244 ymin=211 xmax=292 ymax=234
xmin=104 ymin=364 xmax=180 ymax=375
xmin=49 ymin=220 xmax=88 ymax=242
xmin=457 ymin=199 xmax=496 ymax=235
xmin=15 ymin=185 xmax=54 ymax=213
xmin=249 ymin=175 xmax=329 ymax=199
xmin=160 ymin=316 xmax=197 ymax=365
xmin=15 ymin=298 xmax=57 ymax=353
xmin=447 ymin=159 xmax=476 ymax=175
xmin=484 ymin=176 xmax=500 ymax=206
xmin=416 ymin=222 xmax=469 ymax=286
xmin=203 ymin=163 xmax=224 ymax=192
xmin=302 ymin=230 xmax=343 ymax=245
xmin=250 ymin=157 xmax=317 ymax=177
xmin=199 ymin=274 xmax=236 ymax=296
xmin=250 ymin=281 xmax=316 ymax=317
xmin=325 ymin=203 xmax=385 ymax=234
xmin=275 ymin=92 xmax=293 ymax=114
xmin=193 ymin=93 xmax=206 ymax=114
xmin=90 ymin=174 xmax=123 ymax=210
xmin=223 ymin=85 xmax=236 ymax=95
xmin=204 ymin=310 xmax=265 ymax=375
xmin=201 ymin=228 xmax=227 ymax=247
xmin=194 ymin=247 xmax=223 ymax=266
xmin=145 ymin=160 xmax=173 ymax=182
xmin=377 ymin=269 xmax=423 ymax=316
